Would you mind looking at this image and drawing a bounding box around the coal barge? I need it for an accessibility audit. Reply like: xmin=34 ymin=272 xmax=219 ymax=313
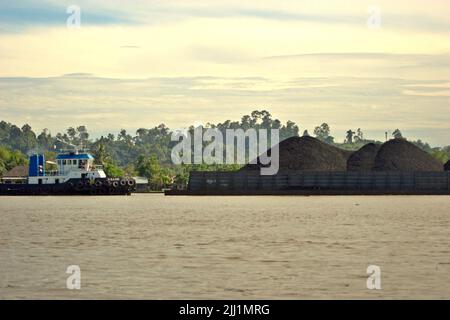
xmin=165 ymin=170 xmax=450 ymax=196
xmin=165 ymin=137 xmax=450 ymax=196
xmin=0 ymin=150 xmax=135 ymax=196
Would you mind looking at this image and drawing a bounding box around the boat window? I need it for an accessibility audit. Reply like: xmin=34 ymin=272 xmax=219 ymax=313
xmin=62 ymin=160 xmax=66 ymax=165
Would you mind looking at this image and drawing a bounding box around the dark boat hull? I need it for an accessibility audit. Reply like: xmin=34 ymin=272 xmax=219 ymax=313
xmin=0 ymin=178 xmax=135 ymax=196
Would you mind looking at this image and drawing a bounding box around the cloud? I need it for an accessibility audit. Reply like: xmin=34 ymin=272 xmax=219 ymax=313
xmin=263 ymin=52 xmax=450 ymax=70
xmin=402 ymin=82 xmax=450 ymax=97
xmin=188 ymin=46 xmax=253 ymax=64
xmin=0 ymin=1 xmax=133 ymax=32
xmin=261 ymin=52 xmax=450 ymax=80
xmin=402 ymin=89 xmax=450 ymax=97
xmin=384 ymin=13 xmax=450 ymax=33
xmin=2 ymin=0 xmax=450 ymax=34
xmin=62 ymin=73 xmax=94 ymax=77
xmin=264 ymin=53 xmax=434 ymax=60
xmin=0 ymin=75 xmax=449 ymax=146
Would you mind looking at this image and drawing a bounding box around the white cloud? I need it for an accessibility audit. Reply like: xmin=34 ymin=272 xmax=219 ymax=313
xmin=1 ymin=75 xmax=449 ymax=146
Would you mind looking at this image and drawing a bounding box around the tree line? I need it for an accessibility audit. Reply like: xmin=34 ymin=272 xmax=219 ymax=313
xmin=1 ymin=111 xmax=449 ymax=189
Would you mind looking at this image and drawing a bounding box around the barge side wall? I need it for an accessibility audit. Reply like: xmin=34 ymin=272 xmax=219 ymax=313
xmin=186 ymin=171 xmax=450 ymax=194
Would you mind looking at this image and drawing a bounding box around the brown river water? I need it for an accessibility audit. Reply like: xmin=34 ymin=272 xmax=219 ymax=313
xmin=1 ymin=194 xmax=450 ymax=299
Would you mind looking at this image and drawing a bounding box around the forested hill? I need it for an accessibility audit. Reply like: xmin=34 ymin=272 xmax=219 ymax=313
xmin=1 ymin=110 xmax=449 ymax=188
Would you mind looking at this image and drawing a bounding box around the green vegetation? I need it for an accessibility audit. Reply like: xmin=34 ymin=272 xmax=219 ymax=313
xmin=1 ymin=111 xmax=449 ymax=189
xmin=431 ymin=149 xmax=449 ymax=164
xmin=0 ymin=146 xmax=28 ymax=176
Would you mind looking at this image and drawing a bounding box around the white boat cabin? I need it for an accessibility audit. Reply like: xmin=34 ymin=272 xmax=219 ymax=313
xmin=28 ymin=152 xmax=106 ymax=185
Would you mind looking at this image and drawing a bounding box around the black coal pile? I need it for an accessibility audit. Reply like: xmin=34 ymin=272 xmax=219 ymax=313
xmin=372 ymin=138 xmax=443 ymax=171
xmin=242 ymin=136 xmax=351 ymax=171
xmin=242 ymin=136 xmax=443 ymax=173
xmin=444 ymin=160 xmax=450 ymax=171
xmin=347 ymin=143 xmax=380 ymax=172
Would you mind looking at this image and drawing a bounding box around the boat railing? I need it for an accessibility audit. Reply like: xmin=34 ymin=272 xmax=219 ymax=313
xmin=45 ymin=170 xmax=60 ymax=176
xmin=46 ymin=164 xmax=104 ymax=176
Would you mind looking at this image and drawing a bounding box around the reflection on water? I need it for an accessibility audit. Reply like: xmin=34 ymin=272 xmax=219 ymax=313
xmin=1 ymin=194 xmax=450 ymax=299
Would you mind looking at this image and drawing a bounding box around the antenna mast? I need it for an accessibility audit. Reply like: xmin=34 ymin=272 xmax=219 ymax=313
xmin=54 ymin=137 xmax=84 ymax=153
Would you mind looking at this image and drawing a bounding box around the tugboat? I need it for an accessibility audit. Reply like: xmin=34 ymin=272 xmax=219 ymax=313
xmin=0 ymin=149 xmax=135 ymax=196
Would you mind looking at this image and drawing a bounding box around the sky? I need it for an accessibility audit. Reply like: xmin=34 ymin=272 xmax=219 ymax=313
xmin=0 ymin=0 xmax=449 ymax=146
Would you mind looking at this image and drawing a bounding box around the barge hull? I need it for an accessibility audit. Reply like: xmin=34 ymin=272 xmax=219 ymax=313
xmin=165 ymin=189 xmax=450 ymax=196
xmin=165 ymin=170 xmax=450 ymax=196
xmin=0 ymin=178 xmax=135 ymax=196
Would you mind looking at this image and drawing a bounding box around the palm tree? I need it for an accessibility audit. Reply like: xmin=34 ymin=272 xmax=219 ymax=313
xmin=346 ymin=130 xmax=356 ymax=144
